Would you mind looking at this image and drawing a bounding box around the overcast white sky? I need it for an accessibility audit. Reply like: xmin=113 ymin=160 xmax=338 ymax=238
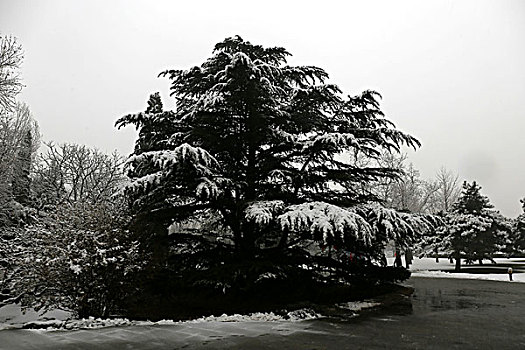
xmin=1 ymin=0 xmax=524 ymax=217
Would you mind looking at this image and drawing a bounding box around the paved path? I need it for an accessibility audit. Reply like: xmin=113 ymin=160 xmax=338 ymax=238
xmin=1 ymin=277 xmax=524 ymax=349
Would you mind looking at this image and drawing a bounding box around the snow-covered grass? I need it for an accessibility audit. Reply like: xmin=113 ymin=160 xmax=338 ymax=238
xmin=388 ymin=257 xmax=525 ymax=283
xmin=411 ymin=270 xmax=525 ymax=283
xmin=0 ymin=304 xmax=72 ymax=331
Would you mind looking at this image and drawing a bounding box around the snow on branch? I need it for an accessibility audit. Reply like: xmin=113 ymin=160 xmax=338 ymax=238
xmin=124 ymin=143 xmax=220 ymax=197
xmin=245 ymin=200 xmax=285 ymax=226
xmin=195 ymin=176 xmax=233 ymax=200
xmin=271 ymin=128 xmax=297 ymax=144
xmin=195 ymin=90 xmax=225 ymax=110
xmin=307 ymin=133 xmax=360 ymax=151
xmin=196 ymin=178 xmax=220 ymax=200
xmin=124 ymin=172 xmax=162 ymax=194
xmin=278 ymin=202 xmax=372 ymax=245
xmin=265 ymin=169 xmax=293 ymax=185
xmin=127 ymin=143 xmax=219 ymax=173
xmin=447 ymin=214 xmax=493 ymax=236
xmin=357 ymin=204 xmax=437 ymax=243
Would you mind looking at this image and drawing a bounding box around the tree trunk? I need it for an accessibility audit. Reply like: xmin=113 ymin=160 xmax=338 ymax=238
xmin=278 ymin=230 xmax=289 ymax=249
xmin=454 ymin=251 xmax=461 ymax=271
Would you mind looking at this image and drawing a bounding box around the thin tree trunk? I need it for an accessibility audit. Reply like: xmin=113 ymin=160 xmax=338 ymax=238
xmin=455 ymin=251 xmax=461 ymax=271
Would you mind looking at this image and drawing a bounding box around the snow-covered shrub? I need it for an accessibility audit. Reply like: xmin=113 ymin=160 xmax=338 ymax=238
xmin=0 ymin=200 xmax=143 ymax=318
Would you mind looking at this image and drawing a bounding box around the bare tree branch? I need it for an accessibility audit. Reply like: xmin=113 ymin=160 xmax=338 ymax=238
xmin=0 ymin=35 xmax=24 ymax=112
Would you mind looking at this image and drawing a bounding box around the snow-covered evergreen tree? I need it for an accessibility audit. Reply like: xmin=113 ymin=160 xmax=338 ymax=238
xmin=511 ymin=198 xmax=525 ymax=254
xmin=428 ymin=181 xmax=510 ymax=270
xmin=11 ymin=129 xmax=32 ymax=205
xmin=116 ymin=36 xmax=437 ymax=291
xmin=0 ymin=102 xmax=39 ymax=225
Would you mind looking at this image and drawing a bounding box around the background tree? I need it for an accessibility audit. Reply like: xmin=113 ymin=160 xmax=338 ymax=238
xmin=427 ymin=181 xmax=510 ymax=270
xmin=0 ymin=102 xmax=39 ymax=224
xmin=33 ymin=142 xmax=125 ymax=208
xmin=431 ymin=167 xmax=461 ymax=213
xmin=0 ymin=35 xmax=24 ymax=112
xmin=11 ymin=129 xmax=33 ymax=205
xmin=0 ymin=36 xmax=140 ymax=317
xmin=511 ymin=198 xmax=525 ymax=255
xmin=116 ymin=37 xmax=437 ymax=315
xmin=1 ymin=142 xmax=138 ymax=318
xmin=372 ymin=152 xmax=407 ymax=209
xmin=374 ymin=152 xmax=438 ymax=214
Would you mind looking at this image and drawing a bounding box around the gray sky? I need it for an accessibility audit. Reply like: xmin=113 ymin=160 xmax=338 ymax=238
xmin=1 ymin=0 xmax=524 ymax=217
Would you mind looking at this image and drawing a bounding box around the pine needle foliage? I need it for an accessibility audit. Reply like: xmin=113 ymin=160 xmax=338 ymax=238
xmin=117 ymin=37 xmax=434 ymax=300
xmin=425 ymin=181 xmax=510 ymax=270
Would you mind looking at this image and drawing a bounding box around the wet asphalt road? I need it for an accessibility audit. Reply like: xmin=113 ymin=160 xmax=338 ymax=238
xmin=227 ymin=277 xmax=525 ymax=350
xmin=1 ymin=277 xmax=524 ymax=349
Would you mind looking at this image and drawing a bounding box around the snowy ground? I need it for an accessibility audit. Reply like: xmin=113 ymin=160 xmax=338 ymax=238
xmin=390 ymin=256 xmax=525 ymax=283
xmin=0 ymin=306 xmax=329 ymax=331
xmin=1 ymin=257 xmax=523 ymax=332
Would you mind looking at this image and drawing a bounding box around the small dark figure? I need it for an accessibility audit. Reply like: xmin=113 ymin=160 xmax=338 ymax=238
xmin=508 ymin=267 xmax=513 ymax=281
xmin=380 ymin=254 xmax=387 ymax=267
xmin=405 ymin=249 xmax=413 ymax=269
xmin=394 ymin=249 xmax=402 ymax=267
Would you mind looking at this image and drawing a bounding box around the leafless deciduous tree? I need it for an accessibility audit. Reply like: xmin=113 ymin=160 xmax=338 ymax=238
xmin=0 ymin=35 xmax=24 ymax=112
xmin=373 ymin=152 xmax=439 ymax=213
xmin=395 ymin=163 xmax=439 ymax=213
xmin=33 ymin=142 xmax=126 ymax=207
xmin=373 ymin=152 xmax=408 ymax=207
xmin=431 ymin=167 xmax=461 ymax=213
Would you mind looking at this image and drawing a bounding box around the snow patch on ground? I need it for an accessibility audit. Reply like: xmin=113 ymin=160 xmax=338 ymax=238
xmin=389 ymin=257 xmax=525 ymax=283
xmin=168 ymin=309 xmax=322 ymax=324
xmin=0 ymin=304 xmax=72 ymax=330
xmin=0 ymin=304 xmax=41 ymax=326
xmin=0 ymin=307 xmax=324 ymax=331
xmin=336 ymin=301 xmax=380 ymax=311
xmin=411 ymin=270 xmax=525 ymax=283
